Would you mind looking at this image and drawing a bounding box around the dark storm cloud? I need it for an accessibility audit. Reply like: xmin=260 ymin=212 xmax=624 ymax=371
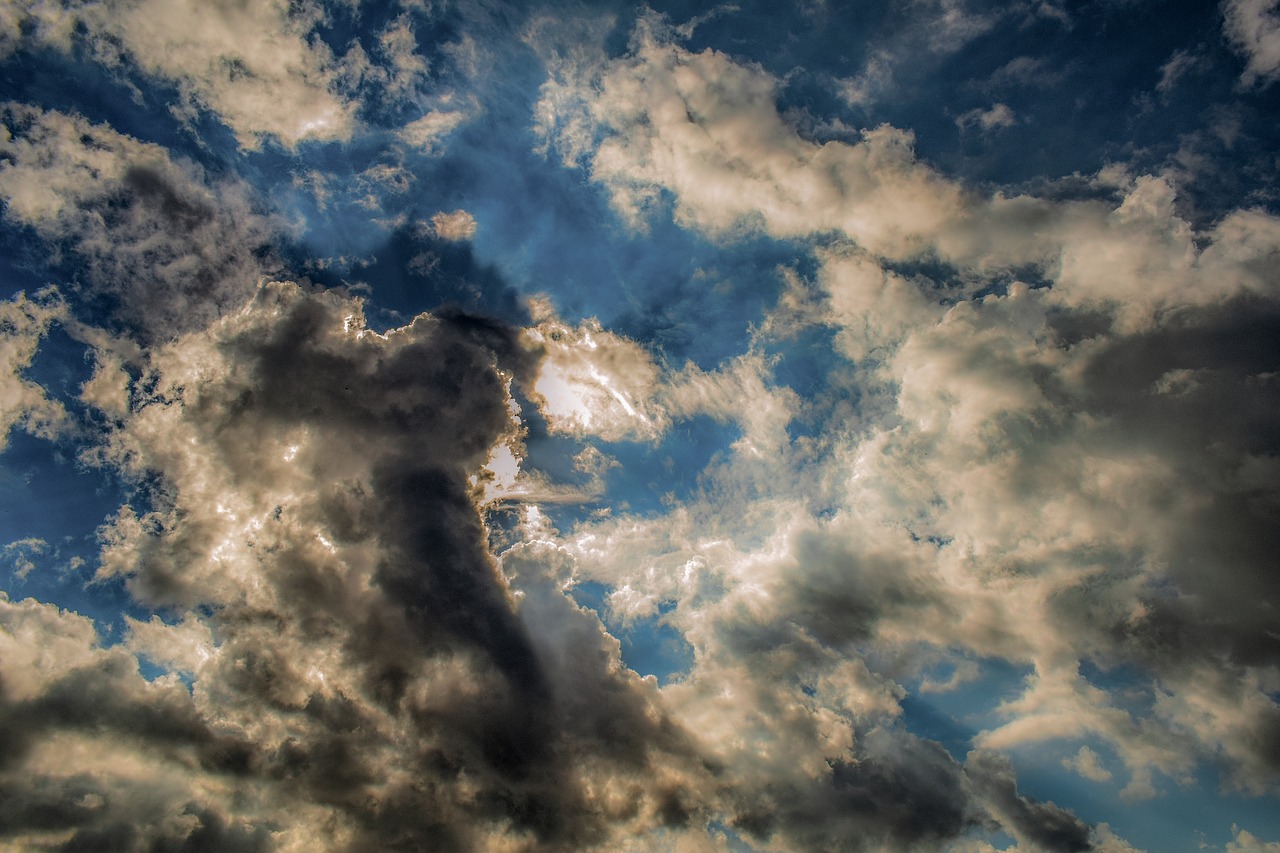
xmin=0 ymin=598 xmax=270 ymax=852
xmin=2 ymin=282 xmax=713 ymax=850
xmin=733 ymin=729 xmax=981 ymax=851
xmin=966 ymin=750 xmax=1093 ymax=852
xmin=1050 ymin=294 xmax=1280 ymax=661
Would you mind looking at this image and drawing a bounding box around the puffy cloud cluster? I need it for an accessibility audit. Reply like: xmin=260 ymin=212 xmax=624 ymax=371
xmin=516 ymin=12 xmax=1280 ymax=848
xmin=2 ymin=277 xmax=729 ymax=851
xmin=3 ymin=5 xmax=1280 ymax=851
xmin=2 ymin=0 xmax=356 ymax=147
xmin=0 ymin=104 xmax=279 ymax=341
xmin=1 ymin=0 xmax=478 ymax=150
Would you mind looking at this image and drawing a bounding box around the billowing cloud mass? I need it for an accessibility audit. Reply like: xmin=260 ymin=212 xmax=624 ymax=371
xmin=2 ymin=1 xmax=1279 ymax=852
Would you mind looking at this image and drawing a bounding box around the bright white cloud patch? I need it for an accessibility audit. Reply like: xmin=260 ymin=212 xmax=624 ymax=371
xmin=526 ymin=314 xmax=667 ymax=442
xmin=5 ymin=0 xmax=356 ymax=147
xmin=397 ymin=109 xmax=469 ymax=152
xmin=431 ymin=208 xmax=478 ymax=240
xmin=1224 ymin=0 xmax=1280 ymax=86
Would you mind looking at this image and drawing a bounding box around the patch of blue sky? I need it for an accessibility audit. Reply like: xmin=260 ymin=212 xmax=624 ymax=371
xmin=467 ymin=177 xmax=809 ymax=367
xmin=0 ymin=315 xmax=161 ymax=639
xmin=706 ymin=820 xmax=768 ymax=853
xmin=568 ymin=580 xmax=694 ymax=685
xmin=769 ymin=323 xmax=844 ymax=398
xmin=593 ymin=416 xmax=736 ymax=515
xmin=0 ymin=225 xmax=53 ymax=301
xmin=898 ymin=694 xmax=980 ymax=763
xmin=1078 ymin=657 xmax=1159 ymax=719
xmin=647 ymin=0 xmax=891 ymax=78
xmin=0 ymin=429 xmax=144 ymax=639
xmin=600 ymin=232 xmax=803 ymax=369
xmin=515 ymin=408 xmax=736 ymax=539
xmin=1005 ymin=738 xmax=1280 ymax=853
xmin=898 ymin=656 xmax=1033 ymax=762
xmin=20 ymin=323 xmax=94 ymax=411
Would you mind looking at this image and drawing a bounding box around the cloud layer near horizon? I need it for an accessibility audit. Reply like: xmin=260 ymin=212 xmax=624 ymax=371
xmin=2 ymin=2 xmax=1279 ymax=851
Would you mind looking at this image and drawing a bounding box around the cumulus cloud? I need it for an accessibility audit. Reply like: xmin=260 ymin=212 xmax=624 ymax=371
xmin=1230 ymin=826 xmax=1280 ymax=852
xmin=525 ymin=8 xmax=1280 ymax=829
xmin=1063 ymin=746 xmax=1114 ymax=783
xmin=524 ymin=313 xmax=668 ymax=442
xmin=536 ymin=25 xmax=1280 ymax=330
xmin=0 ymin=280 xmax=727 ymax=850
xmin=3 ymin=5 xmax=1279 ymax=851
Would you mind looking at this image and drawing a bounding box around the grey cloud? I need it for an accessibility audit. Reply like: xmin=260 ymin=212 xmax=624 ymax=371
xmin=1046 ymin=295 xmax=1280 ymax=782
xmin=967 ymin=749 xmax=1093 ymax=852
xmin=726 ymin=728 xmax=980 ymax=851
xmin=0 ymin=105 xmax=281 ymax=344
xmin=3 ymin=281 xmax=715 ymax=850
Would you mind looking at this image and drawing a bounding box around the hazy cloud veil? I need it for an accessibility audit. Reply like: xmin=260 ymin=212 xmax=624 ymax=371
xmin=1 ymin=1 xmax=1278 ymax=851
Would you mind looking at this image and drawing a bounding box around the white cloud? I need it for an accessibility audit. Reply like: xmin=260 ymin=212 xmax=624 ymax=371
xmin=1062 ymin=745 xmax=1115 ymax=782
xmin=525 ymin=315 xmax=668 ymax=442
xmin=956 ymin=103 xmax=1018 ymax=132
xmin=836 ymin=51 xmax=894 ymax=110
xmin=0 ymin=289 xmax=69 ymax=450
xmin=1224 ymin=0 xmax=1280 ymax=87
xmin=396 ymin=108 xmax=468 ymax=152
xmin=1 ymin=279 xmax=723 ymax=849
xmin=1157 ymin=48 xmax=1203 ymax=94
xmin=1229 ymin=826 xmax=1280 ymax=853
xmin=431 ymin=208 xmax=479 ymax=241
xmin=527 ymin=20 xmax=1280 ymax=808
xmin=3 ymin=537 xmax=49 ymax=581
xmin=0 ymin=104 xmax=281 ymax=341
xmin=8 ymin=0 xmax=357 ymax=147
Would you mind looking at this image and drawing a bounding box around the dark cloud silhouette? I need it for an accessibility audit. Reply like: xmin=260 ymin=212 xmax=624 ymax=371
xmin=967 ymin=750 xmax=1093 ymax=852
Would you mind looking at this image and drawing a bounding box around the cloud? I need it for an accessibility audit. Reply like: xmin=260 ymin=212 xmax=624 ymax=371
xmin=1062 ymin=746 xmax=1114 ymax=782
xmin=397 ymin=109 xmax=469 ymax=152
xmin=835 ymin=51 xmax=894 ymax=110
xmin=966 ymin=750 xmax=1093 ymax=852
xmin=1 ymin=279 xmax=737 ymax=850
xmin=5 ymin=0 xmax=357 ymax=147
xmin=956 ymin=103 xmax=1018 ymax=132
xmin=3 ymin=538 xmax=48 ymax=581
xmin=0 ymin=104 xmax=281 ymax=343
xmin=527 ymin=9 xmax=1280 ymax=822
xmin=431 ymin=209 xmax=479 ymax=241
xmin=1224 ymin=0 xmax=1280 ymax=87
xmin=0 ymin=289 xmax=68 ymax=449
xmin=524 ymin=313 xmax=668 ymax=442
xmin=3 ymin=5 xmax=1279 ymax=850
xmin=1156 ymin=48 xmax=1205 ymax=94
xmin=535 ymin=25 xmax=1280 ymax=329
xmin=1230 ymin=826 xmax=1280 ymax=853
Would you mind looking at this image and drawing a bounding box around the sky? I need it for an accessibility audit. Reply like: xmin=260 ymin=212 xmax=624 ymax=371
xmin=1 ymin=0 xmax=1279 ymax=851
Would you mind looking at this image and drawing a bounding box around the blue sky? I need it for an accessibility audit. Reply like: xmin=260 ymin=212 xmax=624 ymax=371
xmin=2 ymin=1 xmax=1280 ymax=851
